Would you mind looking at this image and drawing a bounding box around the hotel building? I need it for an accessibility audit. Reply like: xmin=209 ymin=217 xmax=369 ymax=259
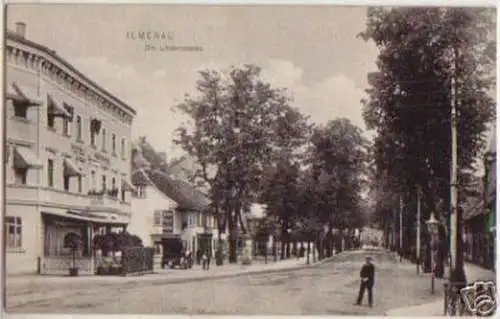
xmin=4 ymin=22 xmax=137 ymax=275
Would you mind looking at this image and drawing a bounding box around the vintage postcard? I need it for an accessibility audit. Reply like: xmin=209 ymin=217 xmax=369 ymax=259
xmin=2 ymin=3 xmax=497 ymax=317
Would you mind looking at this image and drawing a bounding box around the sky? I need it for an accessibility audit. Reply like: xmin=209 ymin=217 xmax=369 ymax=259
xmin=6 ymin=4 xmax=379 ymax=160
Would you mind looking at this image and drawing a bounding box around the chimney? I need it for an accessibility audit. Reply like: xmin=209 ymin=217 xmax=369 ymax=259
xmin=15 ymin=22 xmax=26 ymax=38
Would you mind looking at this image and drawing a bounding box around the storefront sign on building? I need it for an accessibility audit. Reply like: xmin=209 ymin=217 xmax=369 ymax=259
xmin=163 ymin=210 xmax=174 ymax=234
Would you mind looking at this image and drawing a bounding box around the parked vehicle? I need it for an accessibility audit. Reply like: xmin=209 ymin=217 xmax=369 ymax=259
xmin=161 ymin=238 xmax=193 ymax=269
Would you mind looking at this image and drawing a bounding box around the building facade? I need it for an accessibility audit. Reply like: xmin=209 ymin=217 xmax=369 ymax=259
xmin=4 ymin=22 xmax=136 ymax=275
xmin=129 ymin=142 xmax=219 ymax=261
xmin=463 ymin=130 xmax=496 ymax=271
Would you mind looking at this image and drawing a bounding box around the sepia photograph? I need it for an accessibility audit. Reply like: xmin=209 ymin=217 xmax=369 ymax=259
xmin=2 ymin=4 xmax=497 ymax=316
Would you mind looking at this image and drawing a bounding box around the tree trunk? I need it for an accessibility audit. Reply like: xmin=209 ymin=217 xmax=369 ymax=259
xmin=286 ymin=241 xmax=291 ymax=259
xmin=434 ymin=224 xmax=446 ymax=278
xmin=280 ymin=239 xmax=286 ymax=260
xmin=272 ymin=235 xmax=278 ymax=262
xmin=228 ymin=208 xmax=237 ymax=264
xmin=307 ymin=240 xmax=311 ymax=264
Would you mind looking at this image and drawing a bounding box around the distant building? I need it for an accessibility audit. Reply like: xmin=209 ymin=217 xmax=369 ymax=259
xmin=463 ymin=128 xmax=496 ymax=270
xmin=4 ymin=22 xmax=137 ymax=275
xmin=129 ymin=142 xmax=220 ymax=260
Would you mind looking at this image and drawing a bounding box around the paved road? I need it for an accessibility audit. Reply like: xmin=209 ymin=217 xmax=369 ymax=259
xmin=7 ymin=250 xmax=441 ymax=315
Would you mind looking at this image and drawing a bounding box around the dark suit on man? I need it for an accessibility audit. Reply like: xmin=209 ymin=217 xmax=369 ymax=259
xmin=356 ymin=260 xmax=375 ymax=306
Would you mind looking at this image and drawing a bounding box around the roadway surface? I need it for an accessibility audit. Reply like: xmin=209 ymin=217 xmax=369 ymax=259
xmin=7 ymin=250 xmax=441 ymax=315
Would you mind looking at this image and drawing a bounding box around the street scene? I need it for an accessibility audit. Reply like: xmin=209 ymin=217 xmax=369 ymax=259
xmin=3 ymin=5 xmax=497 ymax=317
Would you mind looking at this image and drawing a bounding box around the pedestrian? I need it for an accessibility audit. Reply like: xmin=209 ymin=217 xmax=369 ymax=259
xmin=202 ymin=251 xmax=208 ymax=270
xmin=196 ymin=249 xmax=202 ymax=265
xmin=205 ymin=249 xmax=211 ymax=270
xmin=354 ymin=256 xmax=375 ymax=307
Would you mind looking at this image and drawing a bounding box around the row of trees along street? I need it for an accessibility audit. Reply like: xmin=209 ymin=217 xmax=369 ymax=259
xmin=174 ymin=65 xmax=369 ymax=263
xmin=360 ymin=7 xmax=495 ymax=281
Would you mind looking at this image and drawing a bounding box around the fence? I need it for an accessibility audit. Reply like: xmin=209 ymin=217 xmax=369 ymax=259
xmin=40 ymin=256 xmax=95 ymax=275
xmin=121 ymin=247 xmax=155 ymax=276
xmin=443 ymin=282 xmax=472 ymax=316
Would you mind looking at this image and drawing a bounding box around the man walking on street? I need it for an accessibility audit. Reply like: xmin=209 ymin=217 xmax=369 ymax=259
xmin=354 ymin=256 xmax=375 ymax=307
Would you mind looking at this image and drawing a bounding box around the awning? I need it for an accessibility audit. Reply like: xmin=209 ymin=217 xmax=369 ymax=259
xmin=6 ymin=83 xmax=24 ymax=101
xmin=121 ymin=178 xmax=137 ymax=192
xmin=13 ymin=146 xmax=43 ymax=169
xmin=63 ymin=158 xmax=83 ymax=177
xmin=42 ymin=211 xmax=128 ymax=226
xmin=11 ymin=82 xmax=42 ymax=106
xmin=47 ymin=94 xmax=71 ymax=118
xmin=63 ymin=103 xmax=75 ymax=121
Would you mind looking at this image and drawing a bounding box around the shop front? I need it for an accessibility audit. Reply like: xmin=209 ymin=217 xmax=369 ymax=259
xmin=40 ymin=209 xmax=128 ymax=275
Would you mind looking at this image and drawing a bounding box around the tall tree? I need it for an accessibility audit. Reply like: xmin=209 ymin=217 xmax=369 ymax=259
xmin=174 ymin=64 xmax=310 ymax=263
xmin=360 ymin=8 xmax=495 ymax=278
xmin=305 ymin=118 xmax=368 ymax=257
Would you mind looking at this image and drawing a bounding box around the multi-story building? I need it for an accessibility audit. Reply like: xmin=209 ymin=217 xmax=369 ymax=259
xmin=4 ymin=22 xmax=137 ymax=275
xmin=463 ymin=129 xmax=496 ymax=270
xmin=128 ymin=141 xmax=219 ymax=261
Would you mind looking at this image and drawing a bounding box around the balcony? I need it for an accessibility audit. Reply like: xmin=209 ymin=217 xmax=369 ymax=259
xmin=87 ymin=190 xmax=126 ymax=213
xmin=6 ymin=184 xmax=89 ymax=208
xmin=5 ymin=184 xmax=130 ymax=214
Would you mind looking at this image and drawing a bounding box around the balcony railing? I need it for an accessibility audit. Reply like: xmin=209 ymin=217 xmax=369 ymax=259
xmin=6 ymin=184 xmax=130 ymax=214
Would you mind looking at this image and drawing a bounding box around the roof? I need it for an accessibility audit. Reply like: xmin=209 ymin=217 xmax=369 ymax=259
xmin=133 ymin=138 xmax=169 ymax=172
xmin=131 ymin=169 xmax=150 ymax=186
xmin=147 ymin=169 xmax=210 ymax=211
xmin=6 ymin=29 xmax=136 ymax=116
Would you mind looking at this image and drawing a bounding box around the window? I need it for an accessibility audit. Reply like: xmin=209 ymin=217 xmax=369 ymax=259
xmin=63 ymin=117 xmax=71 ymax=136
xmin=13 ymin=101 xmax=28 ymax=119
xmin=102 ymin=175 xmax=107 ymax=191
xmin=6 ymin=216 xmax=22 ymax=249
xmin=101 ymin=128 xmax=107 ymax=151
xmin=47 ymin=159 xmax=54 ymax=187
xmin=90 ymin=124 xmax=97 ymax=147
xmin=47 ymin=108 xmax=55 ymax=129
xmin=121 ymin=188 xmax=126 ymax=202
xmin=112 ymin=134 xmax=116 ymax=154
xmin=121 ymin=138 xmax=126 ymax=158
xmin=77 ymin=175 xmax=82 ymax=193
xmin=63 ymin=174 xmax=70 ymax=191
xmin=197 ymin=212 xmax=201 ymax=227
xmin=111 ymin=177 xmax=116 ymax=190
xmin=76 ymin=115 xmax=82 ymax=141
xmin=188 ymin=215 xmax=194 ymax=227
xmin=14 ymin=167 xmax=27 ymax=185
xmin=154 ymin=244 xmax=162 ymax=255
xmin=154 ymin=211 xmax=162 ymax=226
xmin=90 ymin=170 xmax=96 ymax=191
xmin=136 ymin=185 xmax=146 ymax=198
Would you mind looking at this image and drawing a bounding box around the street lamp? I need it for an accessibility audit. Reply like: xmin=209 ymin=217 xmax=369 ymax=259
xmin=426 ymin=212 xmax=440 ymax=294
xmin=287 ymin=228 xmax=292 ymax=259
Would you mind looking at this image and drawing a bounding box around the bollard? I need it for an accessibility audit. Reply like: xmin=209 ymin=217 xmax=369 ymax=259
xmin=443 ymin=282 xmax=448 ymax=315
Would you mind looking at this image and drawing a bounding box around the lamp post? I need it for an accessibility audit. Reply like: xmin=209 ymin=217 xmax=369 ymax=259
xmin=416 ymin=187 xmax=422 ymax=275
xmin=426 ymin=212 xmax=440 ymax=294
xmin=399 ymin=196 xmax=404 ymax=261
xmin=448 ymin=44 xmax=467 ymax=295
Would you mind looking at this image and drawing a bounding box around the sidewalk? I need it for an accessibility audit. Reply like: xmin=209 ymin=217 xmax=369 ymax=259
xmin=7 ymin=255 xmax=332 ymax=309
xmin=385 ymin=262 xmax=496 ymax=316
